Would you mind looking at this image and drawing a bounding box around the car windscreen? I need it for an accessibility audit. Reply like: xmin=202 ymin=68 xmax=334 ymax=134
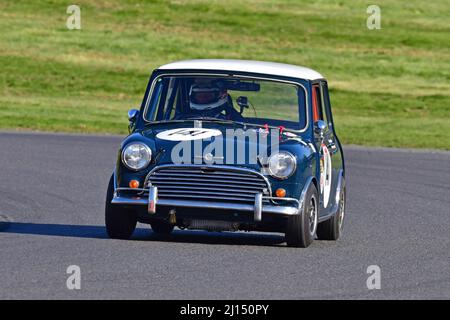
xmin=144 ymin=75 xmax=307 ymax=130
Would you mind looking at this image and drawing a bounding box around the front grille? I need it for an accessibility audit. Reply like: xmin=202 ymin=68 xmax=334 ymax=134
xmin=145 ymin=166 xmax=270 ymax=204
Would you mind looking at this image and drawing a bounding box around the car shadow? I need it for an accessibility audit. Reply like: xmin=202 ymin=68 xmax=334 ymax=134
xmin=0 ymin=222 xmax=110 ymax=239
xmin=137 ymin=229 xmax=286 ymax=247
xmin=1 ymin=222 xmax=286 ymax=247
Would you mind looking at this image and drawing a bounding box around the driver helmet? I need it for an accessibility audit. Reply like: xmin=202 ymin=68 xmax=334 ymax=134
xmin=189 ymin=80 xmax=228 ymax=111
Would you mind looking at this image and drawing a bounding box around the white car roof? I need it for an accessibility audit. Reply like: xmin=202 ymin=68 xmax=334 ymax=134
xmin=158 ymin=59 xmax=324 ymax=80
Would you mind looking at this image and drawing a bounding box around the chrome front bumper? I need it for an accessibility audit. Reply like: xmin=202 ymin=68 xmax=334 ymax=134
xmin=112 ymin=186 xmax=300 ymax=221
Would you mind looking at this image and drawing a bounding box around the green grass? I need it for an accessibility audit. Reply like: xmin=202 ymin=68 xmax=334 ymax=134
xmin=0 ymin=0 xmax=449 ymax=149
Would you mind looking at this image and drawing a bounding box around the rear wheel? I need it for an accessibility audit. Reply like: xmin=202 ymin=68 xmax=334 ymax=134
xmin=285 ymin=184 xmax=318 ymax=248
xmin=317 ymin=182 xmax=346 ymax=241
xmin=150 ymin=219 xmax=174 ymax=234
xmin=105 ymin=175 xmax=137 ymax=239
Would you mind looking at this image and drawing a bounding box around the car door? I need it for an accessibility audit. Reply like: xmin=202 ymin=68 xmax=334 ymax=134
xmin=312 ymin=82 xmax=340 ymax=216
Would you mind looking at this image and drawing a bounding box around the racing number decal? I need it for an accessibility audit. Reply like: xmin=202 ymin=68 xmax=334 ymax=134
xmin=320 ymin=143 xmax=332 ymax=208
xmin=156 ymin=128 xmax=222 ymax=141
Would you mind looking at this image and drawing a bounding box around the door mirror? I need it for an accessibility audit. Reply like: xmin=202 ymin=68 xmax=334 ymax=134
xmin=127 ymin=109 xmax=139 ymax=132
xmin=314 ymin=120 xmax=326 ymax=138
xmin=128 ymin=109 xmax=139 ymax=122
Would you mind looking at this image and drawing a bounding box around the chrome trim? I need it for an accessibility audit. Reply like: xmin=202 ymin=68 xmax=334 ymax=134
xmin=121 ymin=142 xmax=152 ymax=171
xmin=116 ymin=189 xmax=299 ymax=204
xmin=116 ymin=187 xmax=147 ymax=193
xmin=142 ymin=73 xmax=310 ymax=133
xmin=148 ymin=186 xmax=157 ymax=214
xmin=111 ymin=196 xmax=299 ymax=216
xmin=146 ymin=184 xmax=265 ymax=193
xmin=112 ymin=197 xmax=147 ymax=205
xmin=159 ymin=189 xmax=259 ymax=197
xmin=157 ymin=194 xmax=258 ymax=202
xmin=149 ymin=176 xmax=266 ymax=186
xmin=143 ymin=164 xmax=273 ymax=199
xmin=263 ymin=196 xmax=300 ymax=206
xmin=254 ymin=193 xmax=262 ymax=221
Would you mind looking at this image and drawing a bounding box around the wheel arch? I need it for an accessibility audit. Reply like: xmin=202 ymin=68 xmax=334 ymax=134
xmin=299 ymin=175 xmax=319 ymax=211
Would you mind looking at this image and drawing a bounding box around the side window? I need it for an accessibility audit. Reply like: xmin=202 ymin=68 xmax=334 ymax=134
xmin=151 ymin=78 xmax=180 ymax=121
xmin=320 ymin=81 xmax=333 ymax=128
xmin=312 ymin=84 xmax=327 ymax=125
xmin=162 ymin=79 xmax=179 ymax=120
xmin=146 ymin=78 xmax=164 ymax=120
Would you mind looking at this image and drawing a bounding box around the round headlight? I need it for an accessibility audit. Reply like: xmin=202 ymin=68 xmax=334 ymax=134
xmin=267 ymin=152 xmax=296 ymax=179
xmin=122 ymin=143 xmax=152 ymax=171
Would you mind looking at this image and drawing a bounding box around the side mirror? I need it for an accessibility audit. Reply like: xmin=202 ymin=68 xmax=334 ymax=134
xmin=127 ymin=109 xmax=139 ymax=132
xmin=128 ymin=109 xmax=139 ymax=122
xmin=314 ymin=120 xmax=326 ymax=138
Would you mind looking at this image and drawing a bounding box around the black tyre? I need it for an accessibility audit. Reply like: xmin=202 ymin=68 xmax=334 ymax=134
xmin=150 ymin=219 xmax=174 ymax=235
xmin=317 ymin=182 xmax=346 ymax=241
xmin=105 ymin=175 xmax=137 ymax=239
xmin=285 ymin=184 xmax=319 ymax=248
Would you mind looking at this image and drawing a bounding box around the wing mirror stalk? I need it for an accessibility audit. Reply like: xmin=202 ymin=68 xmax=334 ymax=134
xmin=127 ymin=109 xmax=139 ymax=133
xmin=314 ymin=120 xmax=327 ymax=143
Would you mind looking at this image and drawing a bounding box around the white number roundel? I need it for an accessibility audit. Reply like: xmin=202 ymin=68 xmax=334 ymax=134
xmin=156 ymin=128 xmax=222 ymax=141
xmin=320 ymin=144 xmax=332 ymax=208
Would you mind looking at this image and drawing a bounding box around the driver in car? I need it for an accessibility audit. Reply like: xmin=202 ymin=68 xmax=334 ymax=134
xmin=185 ymin=80 xmax=243 ymax=121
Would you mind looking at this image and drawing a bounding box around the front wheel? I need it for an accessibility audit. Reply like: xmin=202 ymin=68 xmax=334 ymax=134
xmin=105 ymin=175 xmax=137 ymax=239
xmin=285 ymin=184 xmax=319 ymax=248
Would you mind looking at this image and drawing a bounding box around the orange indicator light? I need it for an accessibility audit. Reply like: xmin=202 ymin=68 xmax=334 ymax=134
xmin=275 ymin=188 xmax=286 ymax=198
xmin=129 ymin=180 xmax=140 ymax=189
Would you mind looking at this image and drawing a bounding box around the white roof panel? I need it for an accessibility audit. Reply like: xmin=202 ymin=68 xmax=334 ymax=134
xmin=158 ymin=59 xmax=323 ymax=80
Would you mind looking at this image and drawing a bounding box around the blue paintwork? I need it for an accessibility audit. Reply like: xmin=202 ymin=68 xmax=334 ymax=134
xmin=113 ymin=67 xmax=345 ymax=221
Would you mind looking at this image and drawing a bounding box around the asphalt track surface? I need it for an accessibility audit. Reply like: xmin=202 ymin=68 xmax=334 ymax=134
xmin=0 ymin=132 xmax=449 ymax=299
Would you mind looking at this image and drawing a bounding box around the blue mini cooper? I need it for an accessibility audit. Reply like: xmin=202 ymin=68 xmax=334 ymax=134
xmin=106 ymin=59 xmax=345 ymax=247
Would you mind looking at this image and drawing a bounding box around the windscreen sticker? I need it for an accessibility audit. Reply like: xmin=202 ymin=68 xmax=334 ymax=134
xmin=156 ymin=128 xmax=222 ymax=141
